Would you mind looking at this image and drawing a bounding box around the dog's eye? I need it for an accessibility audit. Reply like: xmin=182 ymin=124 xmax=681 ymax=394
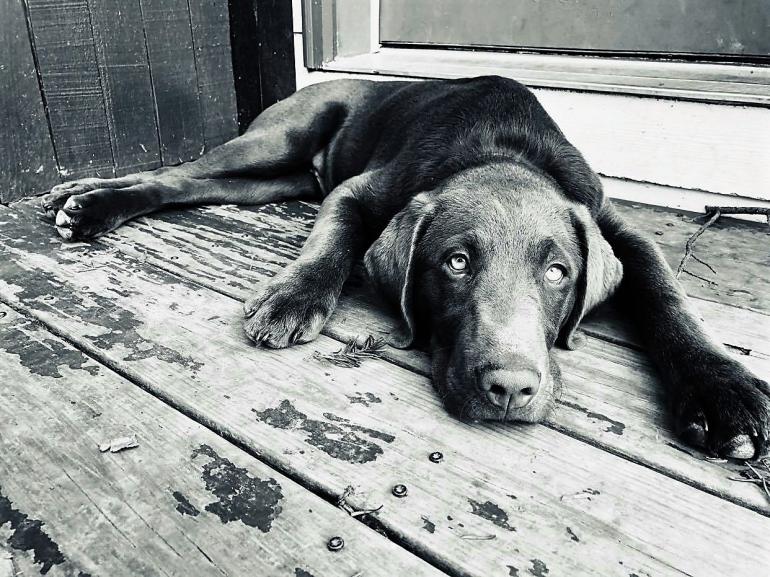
xmin=544 ymin=264 xmax=566 ymax=283
xmin=447 ymin=253 xmax=469 ymax=273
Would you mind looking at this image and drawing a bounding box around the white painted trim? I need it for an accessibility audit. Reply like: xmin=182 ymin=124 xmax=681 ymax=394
xmin=324 ymin=47 xmax=770 ymax=106
xmin=602 ymin=178 xmax=770 ymax=223
xmin=369 ymin=0 xmax=380 ymax=53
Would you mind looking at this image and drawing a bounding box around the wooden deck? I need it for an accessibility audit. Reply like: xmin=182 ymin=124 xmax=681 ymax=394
xmin=0 ymin=197 xmax=768 ymax=577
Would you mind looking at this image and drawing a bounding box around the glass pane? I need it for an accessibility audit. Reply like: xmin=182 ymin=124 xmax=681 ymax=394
xmin=380 ymin=0 xmax=770 ymax=57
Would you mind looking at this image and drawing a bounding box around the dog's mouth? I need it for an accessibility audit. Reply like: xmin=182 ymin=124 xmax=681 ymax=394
xmin=431 ymin=346 xmax=562 ymax=423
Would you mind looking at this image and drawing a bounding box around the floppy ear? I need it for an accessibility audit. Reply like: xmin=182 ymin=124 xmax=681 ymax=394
xmin=559 ymin=206 xmax=623 ymax=350
xmin=364 ymin=194 xmax=435 ymax=349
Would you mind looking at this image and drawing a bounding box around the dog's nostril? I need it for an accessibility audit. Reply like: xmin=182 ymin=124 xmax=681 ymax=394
xmin=520 ymin=387 xmax=534 ymax=396
xmin=489 ymin=383 xmax=507 ymax=397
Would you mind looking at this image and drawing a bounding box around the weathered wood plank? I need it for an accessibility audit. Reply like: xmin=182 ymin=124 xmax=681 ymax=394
xmin=24 ymin=0 xmax=115 ymax=179
xmin=88 ymin=0 xmax=160 ymax=175
xmin=90 ymin=200 xmax=770 ymax=514
xmin=0 ymin=303 xmax=445 ymax=577
xmin=1 ymin=205 xmax=769 ymax=576
xmin=0 ymin=0 xmax=58 ymax=202
xmin=187 ymin=0 xmax=238 ymax=148
xmin=140 ymin=0 xmax=205 ymax=164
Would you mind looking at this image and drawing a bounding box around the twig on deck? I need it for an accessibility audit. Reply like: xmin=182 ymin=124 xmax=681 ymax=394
xmin=675 ymin=205 xmax=770 ymax=281
xmin=313 ymin=335 xmax=386 ymax=368
xmin=730 ymin=459 xmax=770 ymax=503
xmin=676 ymin=209 xmax=721 ymax=279
xmin=336 ymin=485 xmax=383 ymax=518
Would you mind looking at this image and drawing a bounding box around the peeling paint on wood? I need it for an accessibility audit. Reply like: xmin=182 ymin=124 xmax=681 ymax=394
xmin=191 ymin=444 xmax=283 ymax=532
xmin=347 ymin=392 xmax=382 ymax=406
xmin=172 ymin=492 xmax=201 ymax=517
xmin=0 ymin=318 xmax=99 ymax=378
xmin=559 ymin=400 xmax=626 ymax=436
xmin=253 ymin=401 xmax=394 ymax=464
xmin=0 ymin=487 xmax=65 ymax=574
xmin=467 ymin=500 xmax=516 ymax=532
xmin=529 ymin=558 xmax=550 ymax=577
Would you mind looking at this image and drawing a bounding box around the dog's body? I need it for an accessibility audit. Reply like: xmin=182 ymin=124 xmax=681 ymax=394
xmin=42 ymin=76 xmax=769 ymax=458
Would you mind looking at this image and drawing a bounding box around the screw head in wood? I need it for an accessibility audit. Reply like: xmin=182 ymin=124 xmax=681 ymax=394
xmin=327 ymin=536 xmax=344 ymax=551
xmin=428 ymin=451 xmax=443 ymax=463
xmin=392 ymin=483 xmax=408 ymax=498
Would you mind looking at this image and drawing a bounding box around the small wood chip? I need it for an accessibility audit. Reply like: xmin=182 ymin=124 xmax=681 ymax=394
xmin=99 ymin=435 xmax=139 ymax=453
xmin=458 ymin=533 xmax=497 ymax=541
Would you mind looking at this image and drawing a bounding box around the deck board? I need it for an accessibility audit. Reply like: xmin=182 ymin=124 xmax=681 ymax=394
xmin=1 ymin=203 xmax=769 ymax=576
xmin=0 ymin=303 xmax=446 ymax=577
xmin=68 ymin=200 xmax=770 ymax=513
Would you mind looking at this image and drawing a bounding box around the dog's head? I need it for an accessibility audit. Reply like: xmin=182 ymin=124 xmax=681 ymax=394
xmin=365 ymin=162 xmax=622 ymax=422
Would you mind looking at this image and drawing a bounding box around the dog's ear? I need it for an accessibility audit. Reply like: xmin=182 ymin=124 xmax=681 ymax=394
xmin=559 ymin=206 xmax=623 ymax=349
xmin=364 ymin=193 xmax=435 ymax=349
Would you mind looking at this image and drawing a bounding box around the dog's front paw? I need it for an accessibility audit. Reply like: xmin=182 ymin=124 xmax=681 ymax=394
xmin=675 ymin=358 xmax=770 ymax=459
xmin=243 ymin=275 xmax=336 ymax=349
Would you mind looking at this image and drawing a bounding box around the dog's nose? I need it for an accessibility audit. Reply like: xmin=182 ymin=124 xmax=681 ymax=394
xmin=481 ymin=368 xmax=540 ymax=410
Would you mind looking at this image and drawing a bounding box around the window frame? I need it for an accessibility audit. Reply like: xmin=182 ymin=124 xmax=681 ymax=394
xmin=301 ymin=0 xmax=770 ymax=106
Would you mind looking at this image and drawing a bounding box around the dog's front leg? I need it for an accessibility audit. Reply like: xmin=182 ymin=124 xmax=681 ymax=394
xmin=243 ymin=174 xmax=372 ymax=349
xmin=599 ymin=204 xmax=769 ymax=459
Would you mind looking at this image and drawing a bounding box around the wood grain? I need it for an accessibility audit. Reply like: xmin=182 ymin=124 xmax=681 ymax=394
xmin=140 ymin=0 xmax=205 ymax=164
xmin=24 ymin=0 xmax=115 ymax=179
xmin=1 ymin=204 xmax=769 ymax=576
xmin=0 ymin=0 xmax=58 ymax=202
xmin=0 ymin=303 xmax=445 ymax=577
xmin=187 ymin=0 xmax=238 ymax=149
xmin=88 ymin=0 xmax=160 ymax=175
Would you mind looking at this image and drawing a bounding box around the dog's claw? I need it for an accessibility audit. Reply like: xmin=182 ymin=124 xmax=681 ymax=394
xmin=721 ymin=434 xmax=755 ymax=460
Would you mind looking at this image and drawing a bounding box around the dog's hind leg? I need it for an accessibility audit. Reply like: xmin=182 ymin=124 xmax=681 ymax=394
xmin=42 ymin=80 xmax=375 ymax=240
xmin=49 ymin=173 xmax=318 ymax=241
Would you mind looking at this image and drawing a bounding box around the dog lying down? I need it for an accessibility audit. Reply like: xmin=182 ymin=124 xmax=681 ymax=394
xmin=41 ymin=76 xmax=769 ymax=459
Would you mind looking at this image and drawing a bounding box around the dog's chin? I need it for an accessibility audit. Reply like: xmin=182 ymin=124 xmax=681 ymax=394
xmin=432 ymin=351 xmax=562 ymax=423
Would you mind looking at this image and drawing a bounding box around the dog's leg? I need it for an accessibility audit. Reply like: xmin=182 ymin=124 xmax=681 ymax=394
xmin=46 ymin=173 xmax=317 ymax=241
xmin=599 ymin=204 xmax=769 ymax=458
xmin=41 ymin=80 xmax=365 ymax=240
xmin=243 ymin=172 xmax=376 ymax=348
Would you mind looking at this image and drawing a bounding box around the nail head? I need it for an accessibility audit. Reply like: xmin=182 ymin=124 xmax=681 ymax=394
xmin=327 ymin=536 xmax=344 ymax=551
xmin=392 ymin=484 xmax=408 ymax=498
xmin=428 ymin=451 xmax=443 ymax=463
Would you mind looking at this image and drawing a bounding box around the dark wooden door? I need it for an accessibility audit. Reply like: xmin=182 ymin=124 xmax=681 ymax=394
xmin=1 ymin=0 xmax=296 ymax=203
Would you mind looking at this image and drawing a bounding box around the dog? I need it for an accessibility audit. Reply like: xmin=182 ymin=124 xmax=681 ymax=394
xmin=41 ymin=76 xmax=769 ymax=459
